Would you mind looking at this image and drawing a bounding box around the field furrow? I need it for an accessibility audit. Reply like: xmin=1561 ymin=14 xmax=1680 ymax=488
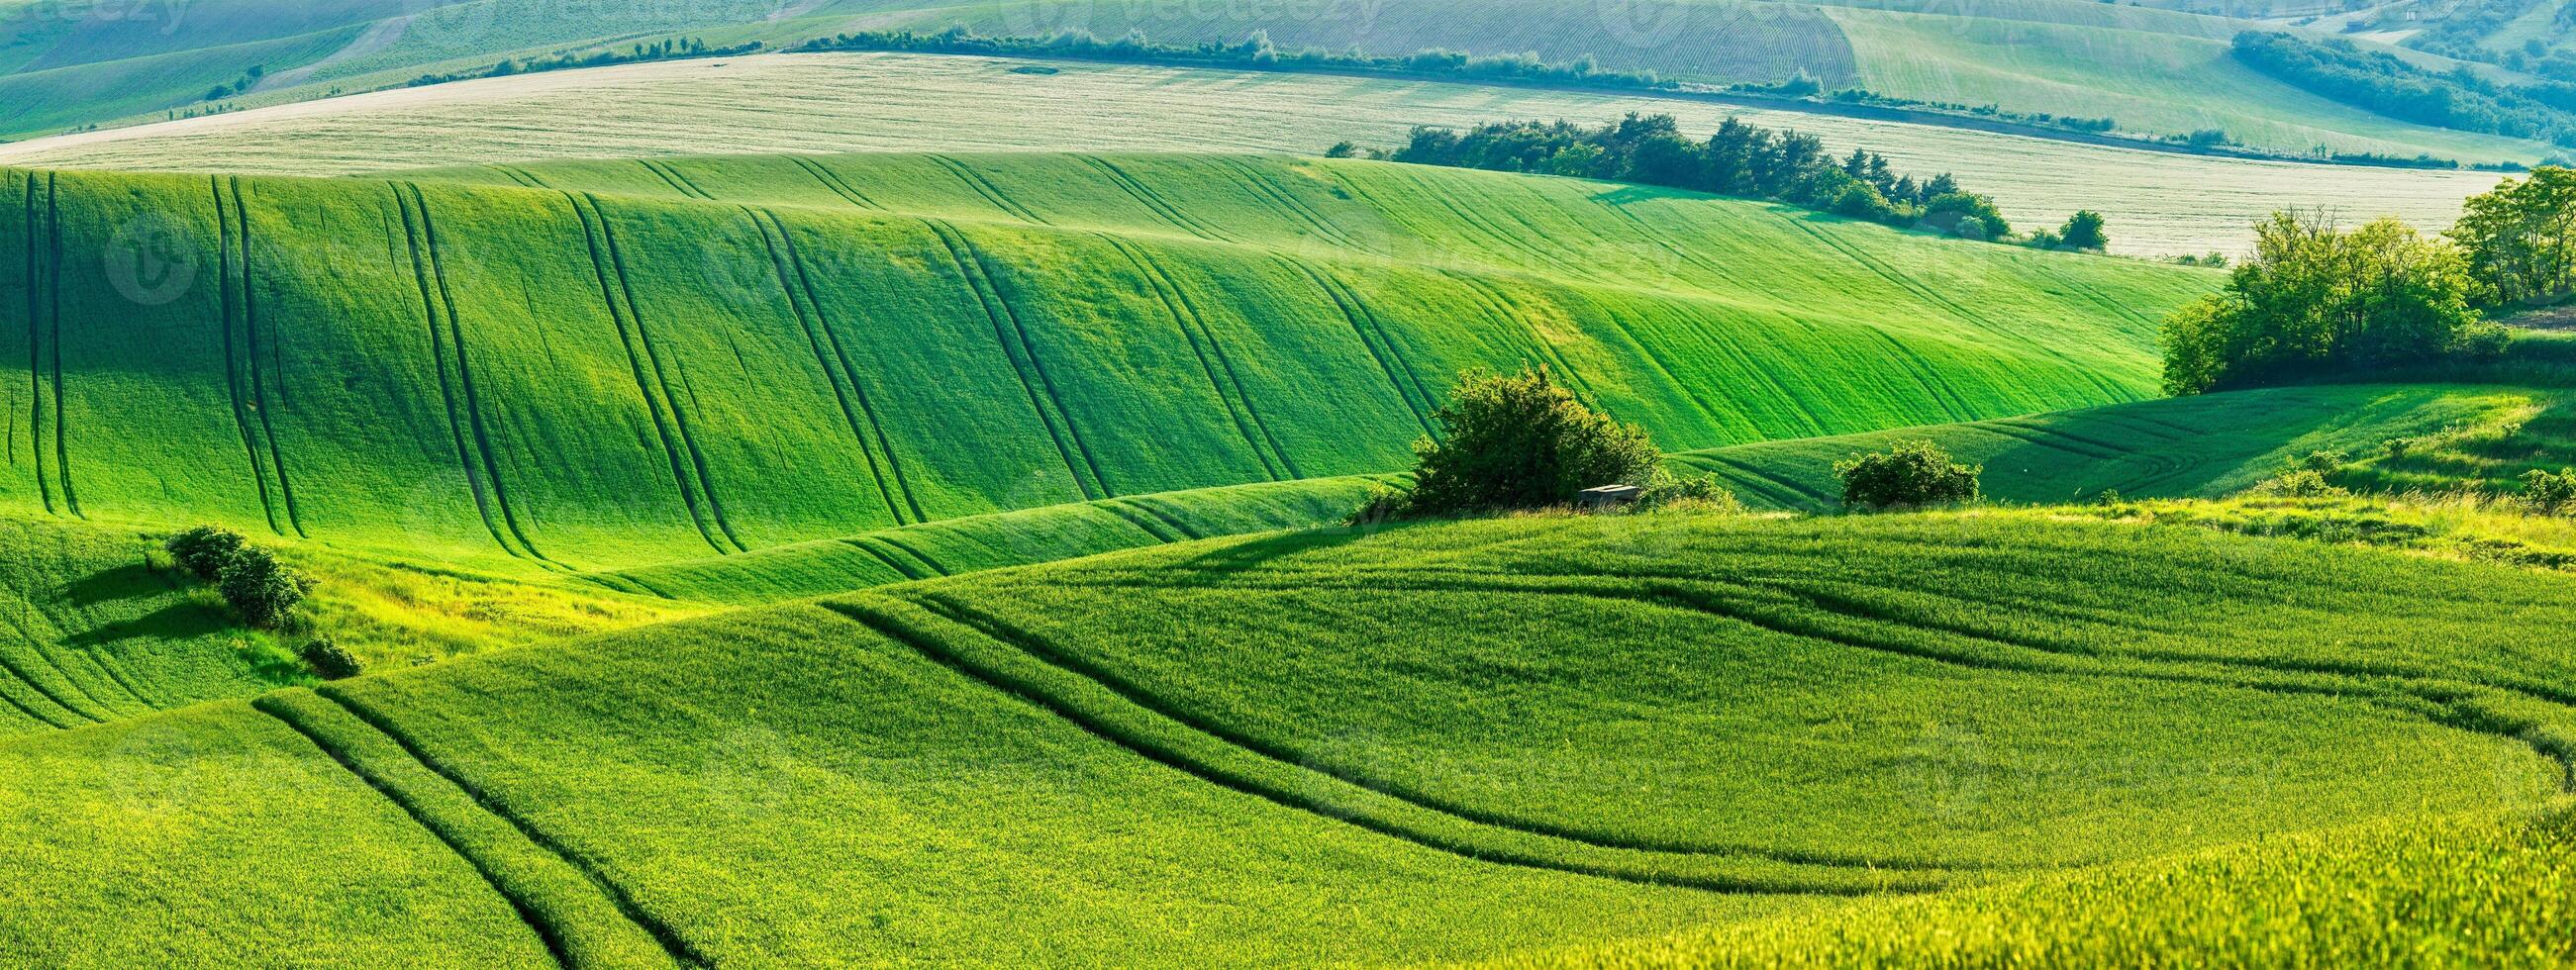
xmin=1077 ymin=156 xmax=1235 ymax=243
xmin=1289 ymin=261 xmax=1438 ymax=439
xmin=928 ymin=154 xmax=1051 ymax=226
xmin=230 ymin=177 xmax=307 ymax=537
xmin=393 ymin=183 xmax=518 ymax=561
xmin=925 ymin=219 xmax=1112 ymax=499
xmin=588 ymin=203 xmax=745 ymax=552
xmin=1101 ymin=236 xmax=1289 ymax=481
xmin=413 ymin=185 xmax=562 ymax=567
xmin=563 ymin=191 xmax=732 ymax=556
xmin=785 ymin=156 xmax=883 ymax=211
xmin=743 ymin=209 xmax=908 ymax=527
xmin=832 ymin=595 xmax=1953 ymax=894
xmin=211 ymin=177 xmax=284 ymax=535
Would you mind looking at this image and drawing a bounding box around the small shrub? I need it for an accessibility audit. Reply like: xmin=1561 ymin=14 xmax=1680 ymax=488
xmin=2523 ymin=467 xmax=2576 ymax=514
xmin=2096 ymin=488 xmax=2124 ymax=506
xmin=164 ymin=525 xmax=246 ymax=581
xmin=2300 ymin=448 xmax=2349 ymax=473
xmin=2384 ymin=437 xmax=2414 ymax=459
xmin=1630 ymin=472 xmax=1743 ymax=514
xmin=1403 ymin=366 xmax=1660 ymax=516
xmin=217 ymin=547 xmax=314 ymax=629
xmin=2254 ymin=469 xmax=2349 ymax=498
xmin=1834 ymin=440 xmax=1982 ymax=510
xmin=1344 ymin=485 xmax=1411 ymax=528
xmin=298 ymin=637 xmax=361 ymax=680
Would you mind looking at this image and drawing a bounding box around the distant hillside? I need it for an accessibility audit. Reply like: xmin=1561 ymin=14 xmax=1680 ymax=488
xmin=0 ymin=0 xmax=2552 ymax=160
xmin=0 ymin=152 xmax=2208 ymax=568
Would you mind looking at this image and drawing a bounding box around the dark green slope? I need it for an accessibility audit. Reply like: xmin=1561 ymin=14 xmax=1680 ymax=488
xmin=0 ymin=153 xmax=2210 ymax=568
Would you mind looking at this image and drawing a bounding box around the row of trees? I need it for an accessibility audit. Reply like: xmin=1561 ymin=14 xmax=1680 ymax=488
xmin=2232 ymin=32 xmax=2576 ymax=147
xmin=2161 ymin=164 xmax=2576 ymax=395
xmin=1366 ymin=114 xmax=2074 ymax=244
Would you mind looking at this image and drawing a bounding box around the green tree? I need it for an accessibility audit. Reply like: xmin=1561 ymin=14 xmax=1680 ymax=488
xmin=164 ymin=525 xmax=246 ymax=581
xmin=2059 ymin=210 xmax=2110 ymax=251
xmin=2161 ymin=211 xmax=2486 ymax=394
xmin=1833 ymin=439 xmax=1981 ymax=510
xmin=1923 ymin=191 xmax=2011 ymax=241
xmin=217 ymin=547 xmax=314 ymax=629
xmin=1401 ymin=366 xmax=1660 ymax=516
xmin=2447 ymin=166 xmax=2576 ymax=307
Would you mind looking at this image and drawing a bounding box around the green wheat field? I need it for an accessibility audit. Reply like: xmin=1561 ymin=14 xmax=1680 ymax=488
xmin=3 ymin=0 xmax=2575 ymax=964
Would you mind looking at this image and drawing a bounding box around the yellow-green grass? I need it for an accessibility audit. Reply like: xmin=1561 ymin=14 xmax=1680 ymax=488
xmin=1518 ymin=801 xmax=2576 ymax=967
xmin=1671 ymin=383 xmax=2555 ymax=509
xmin=0 ymin=52 xmax=2521 ymax=256
xmin=594 ymin=473 xmax=1404 ymax=605
xmin=3 ymin=509 xmax=2567 ymax=960
xmin=0 ymin=152 xmax=2208 ymax=571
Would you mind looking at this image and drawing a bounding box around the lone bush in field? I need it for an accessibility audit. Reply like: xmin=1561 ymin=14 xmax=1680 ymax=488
xmin=1631 ymin=472 xmax=1743 ymax=514
xmin=2255 ymin=468 xmax=2349 ymax=499
xmin=298 ymin=637 xmax=362 ymax=680
xmin=1834 ymin=439 xmax=1982 ymax=510
xmin=164 ymin=526 xmax=247 ymax=581
xmin=1399 ymin=366 xmax=1660 ymax=517
xmin=2524 ymin=467 xmax=2576 ymax=514
xmin=217 ymin=547 xmax=314 ymax=629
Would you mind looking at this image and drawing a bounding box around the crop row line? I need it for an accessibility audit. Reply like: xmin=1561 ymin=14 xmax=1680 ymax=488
xmin=266 ymin=687 xmax=707 ymax=968
xmin=1099 ymin=235 xmax=1294 ymax=481
xmin=223 ymin=177 xmax=309 ymax=536
xmin=396 ymin=184 xmax=570 ymax=571
xmin=922 ymin=218 xmax=1109 ymax=500
xmin=1290 ymin=260 xmax=1440 ymax=441
xmin=564 ymin=191 xmax=743 ymax=555
xmin=1082 ymin=564 xmax=2576 ymax=793
xmin=830 ymin=595 xmax=1953 ymax=895
xmin=785 ymin=156 xmax=884 ymax=211
xmin=745 ymin=207 xmax=919 ymax=527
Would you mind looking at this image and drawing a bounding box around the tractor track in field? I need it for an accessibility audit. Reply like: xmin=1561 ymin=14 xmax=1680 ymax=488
xmin=833 ymin=596 xmax=1962 ymax=895
xmin=1097 ymin=564 xmax=2576 ymax=792
xmin=785 ymin=156 xmax=883 ymax=211
xmin=22 ymin=174 xmax=72 ymax=518
xmin=393 ymin=184 xmax=523 ymax=564
xmin=744 ymin=207 xmax=914 ymax=527
xmin=565 ymin=191 xmax=743 ymax=555
xmin=1099 ymin=235 xmax=1293 ymax=481
xmin=1664 ymin=309 xmax=1832 ymax=439
xmin=214 ymin=179 xmax=286 ymax=535
xmin=263 ymin=687 xmax=711 ymax=968
xmin=399 ymin=185 xmax=568 ymax=571
xmin=1078 ymin=156 xmax=1238 ymax=244
xmin=1589 ymin=300 xmax=1741 ymax=439
xmin=873 ymin=534 xmax=953 ymax=576
xmin=845 ymin=536 xmax=934 ymax=581
xmin=927 ymin=155 xmax=1051 ymax=226
xmin=1449 ymin=272 xmax=1603 ymax=404
xmin=636 ymin=159 xmax=713 ymax=201
xmin=1968 ymin=421 xmax=2124 ymax=462
xmin=227 ymin=178 xmax=308 ymax=537
xmin=1771 ymin=209 xmax=2132 ymax=408
xmin=1107 ymin=497 xmax=1203 ymax=540
xmin=924 ymin=218 xmax=1109 ymax=500
xmin=591 ymin=202 xmax=751 ymax=552
xmin=1287 ymin=259 xmax=1438 ymax=441
xmin=1095 ymin=501 xmax=1182 ymax=543
xmin=1219 ymin=158 xmax=1363 ymax=250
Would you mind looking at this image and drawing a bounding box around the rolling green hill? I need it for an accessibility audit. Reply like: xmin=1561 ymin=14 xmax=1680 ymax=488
xmin=2 ymin=509 xmax=2567 ymax=961
xmin=0 ymin=151 xmax=2209 ymax=570
xmin=0 ymin=53 xmax=2519 ymax=257
xmin=0 ymin=0 xmax=2549 ymax=160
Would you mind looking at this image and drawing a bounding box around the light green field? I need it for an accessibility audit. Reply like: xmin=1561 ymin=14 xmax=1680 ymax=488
xmin=2 ymin=508 xmax=2568 ymax=960
xmin=0 ymin=150 xmax=2209 ymax=573
xmin=0 ymin=52 xmax=2517 ymax=256
xmin=1671 ymin=383 xmax=2557 ymax=509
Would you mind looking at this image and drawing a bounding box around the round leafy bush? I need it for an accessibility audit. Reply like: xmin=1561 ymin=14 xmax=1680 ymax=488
xmin=1400 ymin=366 xmax=1659 ymax=517
xmin=1834 ymin=439 xmax=1982 ymax=510
xmin=217 ymin=547 xmax=314 ymax=629
xmin=164 ymin=525 xmax=247 ymax=581
xmin=297 ymin=637 xmax=362 ymax=680
xmin=2523 ymin=467 xmax=2576 ymax=515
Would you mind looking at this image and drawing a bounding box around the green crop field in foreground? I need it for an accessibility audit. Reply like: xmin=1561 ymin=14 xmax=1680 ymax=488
xmin=0 ymin=151 xmax=2209 ymax=571
xmin=0 ymin=52 xmax=2519 ymax=256
xmin=0 ymin=510 xmax=2568 ymax=962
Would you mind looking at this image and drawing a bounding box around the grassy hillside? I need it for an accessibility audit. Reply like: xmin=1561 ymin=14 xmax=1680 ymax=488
xmin=1528 ymin=802 xmax=2576 ymax=967
xmin=1672 ymin=383 xmax=2557 ymax=509
xmin=0 ymin=53 xmax=2515 ymax=258
xmin=0 ymin=152 xmax=2207 ymax=569
xmin=0 ymin=0 xmax=2547 ymax=159
xmin=2 ymin=509 xmax=2567 ymax=960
